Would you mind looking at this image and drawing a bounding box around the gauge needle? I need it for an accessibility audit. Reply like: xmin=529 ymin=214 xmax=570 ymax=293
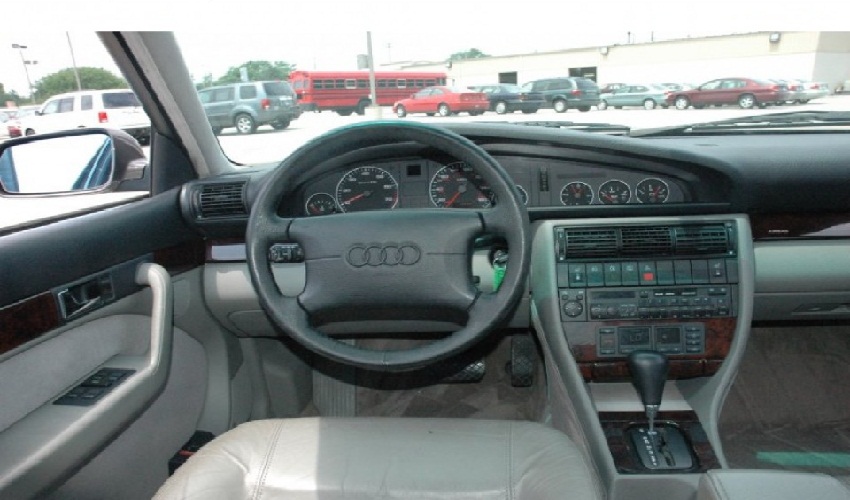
xmin=344 ymin=193 xmax=366 ymax=205
xmin=445 ymin=191 xmax=461 ymax=207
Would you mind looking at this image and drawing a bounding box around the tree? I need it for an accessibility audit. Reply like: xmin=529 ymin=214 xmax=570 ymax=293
xmin=0 ymin=83 xmax=21 ymax=106
xmin=33 ymin=67 xmax=128 ymax=101
xmin=215 ymin=61 xmax=295 ymax=85
xmin=196 ymin=73 xmax=215 ymax=90
xmin=448 ymin=48 xmax=489 ymax=61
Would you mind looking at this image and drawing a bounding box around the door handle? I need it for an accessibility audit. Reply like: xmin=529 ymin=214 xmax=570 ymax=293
xmin=57 ymin=273 xmax=114 ymax=320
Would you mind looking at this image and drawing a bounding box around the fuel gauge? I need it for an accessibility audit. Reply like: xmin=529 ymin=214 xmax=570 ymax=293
xmin=598 ymin=180 xmax=631 ymax=204
xmin=305 ymin=193 xmax=339 ymax=216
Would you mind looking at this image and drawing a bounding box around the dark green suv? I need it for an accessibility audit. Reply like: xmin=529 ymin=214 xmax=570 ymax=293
xmin=198 ymin=81 xmax=299 ymax=135
xmin=520 ymin=77 xmax=600 ymax=113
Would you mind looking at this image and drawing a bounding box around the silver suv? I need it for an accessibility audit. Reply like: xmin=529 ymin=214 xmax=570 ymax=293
xmin=198 ymin=81 xmax=299 ymax=135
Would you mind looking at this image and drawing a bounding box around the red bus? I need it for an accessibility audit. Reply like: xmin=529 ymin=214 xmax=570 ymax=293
xmin=289 ymin=70 xmax=448 ymax=115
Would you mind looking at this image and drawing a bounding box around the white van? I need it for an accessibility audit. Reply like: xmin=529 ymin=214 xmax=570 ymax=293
xmin=19 ymin=89 xmax=151 ymax=144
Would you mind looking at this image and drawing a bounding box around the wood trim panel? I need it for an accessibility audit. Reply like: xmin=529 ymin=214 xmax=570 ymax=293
xmin=0 ymin=293 xmax=61 ymax=356
xmin=574 ymin=317 xmax=735 ymax=382
xmin=599 ymin=410 xmax=720 ymax=474
xmin=751 ymin=213 xmax=850 ymax=240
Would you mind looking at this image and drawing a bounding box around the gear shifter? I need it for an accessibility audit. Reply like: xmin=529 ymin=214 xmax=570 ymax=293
xmin=627 ymin=350 xmax=669 ymax=436
xmin=625 ymin=350 xmax=693 ymax=470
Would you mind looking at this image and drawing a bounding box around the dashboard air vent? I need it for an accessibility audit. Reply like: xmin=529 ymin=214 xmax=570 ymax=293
xmin=674 ymin=225 xmax=730 ymax=255
xmin=621 ymin=226 xmax=673 ymax=256
xmin=564 ymin=228 xmax=618 ymax=258
xmin=197 ymin=182 xmax=247 ymax=218
xmin=555 ymin=222 xmax=734 ymax=261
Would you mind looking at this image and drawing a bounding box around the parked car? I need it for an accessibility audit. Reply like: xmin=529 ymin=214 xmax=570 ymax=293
xmin=467 ymin=84 xmax=545 ymax=114
xmin=4 ymin=106 xmax=38 ymax=139
xmin=667 ymin=77 xmax=790 ymax=110
xmin=520 ymin=77 xmax=600 ymax=112
xmin=0 ymin=110 xmax=14 ymax=142
xmin=392 ymin=86 xmax=489 ymax=117
xmin=659 ymin=82 xmax=697 ymax=92
xmin=599 ymin=83 xmax=627 ymax=94
xmin=197 ymin=80 xmax=299 ymax=135
xmin=18 ymin=89 xmax=151 ymax=144
xmin=789 ymin=79 xmax=830 ymax=103
xmin=770 ymin=79 xmax=806 ymax=104
xmin=598 ymin=84 xmax=670 ymax=110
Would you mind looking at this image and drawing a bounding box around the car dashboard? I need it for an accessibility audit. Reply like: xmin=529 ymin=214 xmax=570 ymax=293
xmin=180 ymin=123 xmax=850 ymax=368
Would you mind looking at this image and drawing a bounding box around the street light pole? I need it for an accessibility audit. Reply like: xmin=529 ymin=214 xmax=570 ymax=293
xmin=66 ymin=32 xmax=83 ymax=92
xmin=11 ymin=43 xmax=36 ymax=103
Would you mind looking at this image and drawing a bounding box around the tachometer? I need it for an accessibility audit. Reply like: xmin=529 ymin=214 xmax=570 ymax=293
xmin=335 ymin=166 xmax=399 ymax=213
xmin=598 ymin=180 xmax=631 ymax=204
xmin=636 ymin=178 xmax=670 ymax=204
xmin=560 ymin=181 xmax=593 ymax=206
xmin=429 ymin=161 xmax=494 ymax=208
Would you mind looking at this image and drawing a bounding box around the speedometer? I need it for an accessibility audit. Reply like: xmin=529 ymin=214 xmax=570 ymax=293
xmin=429 ymin=161 xmax=494 ymax=208
xmin=335 ymin=166 xmax=399 ymax=213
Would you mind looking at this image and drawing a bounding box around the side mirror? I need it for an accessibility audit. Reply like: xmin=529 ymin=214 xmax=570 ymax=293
xmin=35 ymin=110 xmax=43 ymax=116
xmin=0 ymin=128 xmax=147 ymax=195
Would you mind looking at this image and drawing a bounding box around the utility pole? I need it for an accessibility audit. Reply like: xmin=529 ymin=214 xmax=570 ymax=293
xmin=12 ymin=43 xmax=37 ymax=103
xmin=66 ymin=32 xmax=83 ymax=91
xmin=366 ymin=31 xmax=380 ymax=118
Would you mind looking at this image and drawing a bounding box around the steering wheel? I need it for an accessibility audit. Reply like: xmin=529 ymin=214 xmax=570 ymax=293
xmin=246 ymin=121 xmax=529 ymax=371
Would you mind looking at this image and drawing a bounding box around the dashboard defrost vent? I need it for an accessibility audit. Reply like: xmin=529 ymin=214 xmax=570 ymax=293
xmin=674 ymin=225 xmax=729 ymax=255
xmin=621 ymin=226 xmax=673 ymax=256
xmin=197 ymin=182 xmax=247 ymax=218
xmin=564 ymin=228 xmax=618 ymax=258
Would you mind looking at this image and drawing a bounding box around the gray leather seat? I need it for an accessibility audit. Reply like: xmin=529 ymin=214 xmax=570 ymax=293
xmin=154 ymin=417 xmax=602 ymax=499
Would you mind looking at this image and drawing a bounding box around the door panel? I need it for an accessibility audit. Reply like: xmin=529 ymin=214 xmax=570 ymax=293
xmin=0 ymin=188 xmax=208 ymax=498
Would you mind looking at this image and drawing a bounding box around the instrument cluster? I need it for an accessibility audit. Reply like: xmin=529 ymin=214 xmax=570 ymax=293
xmin=297 ymin=157 xmax=686 ymax=216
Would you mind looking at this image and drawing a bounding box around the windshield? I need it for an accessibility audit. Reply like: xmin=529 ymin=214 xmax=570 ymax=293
xmin=2 ymin=23 xmax=847 ymax=165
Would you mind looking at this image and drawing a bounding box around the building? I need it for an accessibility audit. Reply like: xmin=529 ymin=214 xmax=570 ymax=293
xmin=385 ymin=32 xmax=850 ymax=91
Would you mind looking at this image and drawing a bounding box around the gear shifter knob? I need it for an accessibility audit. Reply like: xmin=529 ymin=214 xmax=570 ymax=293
xmin=627 ymin=350 xmax=669 ymax=406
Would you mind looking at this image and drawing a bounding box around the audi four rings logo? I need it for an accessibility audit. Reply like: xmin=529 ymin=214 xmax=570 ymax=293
xmin=346 ymin=244 xmax=422 ymax=267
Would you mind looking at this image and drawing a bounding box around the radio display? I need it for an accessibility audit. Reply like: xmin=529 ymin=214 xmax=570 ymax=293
xmin=592 ymin=291 xmax=636 ymax=300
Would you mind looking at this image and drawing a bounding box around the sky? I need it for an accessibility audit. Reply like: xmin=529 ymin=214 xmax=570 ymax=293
xmin=1 ymin=0 xmax=846 ymax=97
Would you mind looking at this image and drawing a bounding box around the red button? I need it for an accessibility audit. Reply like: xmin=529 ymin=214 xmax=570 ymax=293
xmin=643 ymin=272 xmax=655 ymax=281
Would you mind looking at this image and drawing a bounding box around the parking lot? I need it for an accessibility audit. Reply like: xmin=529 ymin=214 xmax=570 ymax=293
xmin=211 ymin=94 xmax=850 ymax=165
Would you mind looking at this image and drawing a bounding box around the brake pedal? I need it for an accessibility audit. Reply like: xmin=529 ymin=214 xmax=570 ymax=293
xmin=508 ymin=334 xmax=536 ymax=387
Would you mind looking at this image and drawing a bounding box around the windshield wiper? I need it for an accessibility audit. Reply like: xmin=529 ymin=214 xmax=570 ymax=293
xmin=483 ymin=120 xmax=630 ymax=135
xmin=632 ymin=111 xmax=850 ymax=137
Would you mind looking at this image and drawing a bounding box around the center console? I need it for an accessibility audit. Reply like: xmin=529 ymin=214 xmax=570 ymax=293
xmin=553 ymin=222 xmax=739 ymax=382
xmin=531 ymin=216 xmax=754 ymax=497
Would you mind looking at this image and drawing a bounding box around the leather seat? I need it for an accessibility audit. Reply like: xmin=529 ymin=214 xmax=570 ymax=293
xmin=154 ymin=417 xmax=602 ymax=499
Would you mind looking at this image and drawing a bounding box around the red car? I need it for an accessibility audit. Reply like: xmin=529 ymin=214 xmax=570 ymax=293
xmin=667 ymin=77 xmax=790 ymax=110
xmin=393 ymin=86 xmax=489 ymax=117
